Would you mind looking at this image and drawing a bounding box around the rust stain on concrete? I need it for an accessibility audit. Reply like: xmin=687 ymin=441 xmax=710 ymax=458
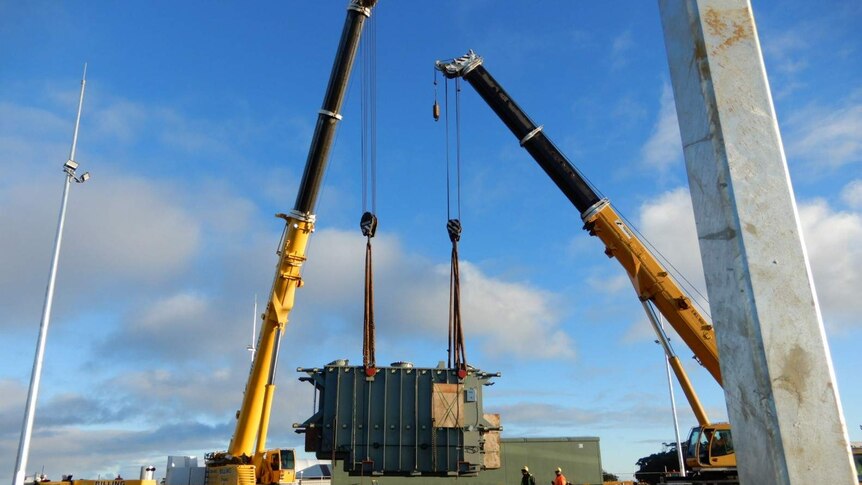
xmin=774 ymin=344 xmax=811 ymax=406
xmin=704 ymin=6 xmax=754 ymax=54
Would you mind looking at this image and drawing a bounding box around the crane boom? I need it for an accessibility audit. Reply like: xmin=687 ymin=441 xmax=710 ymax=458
xmin=227 ymin=0 xmax=378 ymax=466
xmin=435 ymin=51 xmax=721 ymax=386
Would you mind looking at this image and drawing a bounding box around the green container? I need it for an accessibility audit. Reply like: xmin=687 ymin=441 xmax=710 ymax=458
xmin=331 ymin=436 xmax=603 ymax=485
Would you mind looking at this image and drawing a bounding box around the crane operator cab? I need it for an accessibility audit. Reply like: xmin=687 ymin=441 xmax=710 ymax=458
xmin=685 ymin=425 xmax=735 ymax=471
xmin=260 ymin=449 xmax=295 ymax=485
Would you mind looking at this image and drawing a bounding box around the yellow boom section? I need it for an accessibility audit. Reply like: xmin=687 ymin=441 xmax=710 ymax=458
xmin=228 ymin=215 xmax=313 ymax=458
xmin=584 ymin=200 xmax=722 ymax=385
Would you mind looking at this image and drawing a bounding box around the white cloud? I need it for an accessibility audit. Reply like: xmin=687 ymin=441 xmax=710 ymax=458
xmin=90 ymin=99 xmax=149 ymax=144
xmin=633 ymin=188 xmax=862 ymax=332
xmin=300 ymin=229 xmax=575 ymax=362
xmin=139 ymin=293 xmax=207 ymax=331
xmin=611 ymin=30 xmax=634 ymax=70
xmin=69 ymin=175 xmax=201 ymax=279
xmin=492 ymin=399 xmax=695 ymax=432
xmin=798 ymin=199 xmax=862 ymax=330
xmin=0 ymin=102 xmax=70 ymax=145
xmin=0 ymin=379 xmax=27 ymax=437
xmin=637 ymin=188 xmax=709 ymax=309
xmin=95 ymin=292 xmax=236 ymax=364
xmin=640 ymin=84 xmax=683 ymax=172
xmin=460 ymin=262 xmax=573 ymax=359
xmin=587 ymin=274 xmax=630 ymax=295
xmin=0 ymin=174 xmax=202 ymax=327
xmin=104 ymin=367 xmax=248 ymax=422
xmin=0 ymin=219 xmax=579 ymax=476
xmin=840 ymin=179 xmax=862 ymax=208
xmin=0 ymin=359 xmax=310 ymax=480
xmin=762 ymin=30 xmax=809 ymax=75
xmin=621 ymin=316 xmax=659 ymax=345
xmin=0 ymin=423 xmax=231 ymax=481
xmin=785 ymin=103 xmax=862 ymax=169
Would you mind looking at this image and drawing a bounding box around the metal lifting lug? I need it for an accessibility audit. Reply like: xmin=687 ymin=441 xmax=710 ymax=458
xmin=280 ymin=272 xmax=302 ymax=283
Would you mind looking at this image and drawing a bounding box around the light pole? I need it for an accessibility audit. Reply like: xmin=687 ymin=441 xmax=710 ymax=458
xmin=12 ymin=64 xmax=90 ymax=485
xmin=659 ymin=318 xmax=687 ymax=478
xmin=642 ymin=302 xmax=687 ymax=478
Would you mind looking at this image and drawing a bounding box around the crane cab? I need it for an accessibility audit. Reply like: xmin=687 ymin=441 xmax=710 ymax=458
xmin=685 ymin=424 xmax=736 ymax=472
xmin=260 ymin=449 xmax=295 ymax=485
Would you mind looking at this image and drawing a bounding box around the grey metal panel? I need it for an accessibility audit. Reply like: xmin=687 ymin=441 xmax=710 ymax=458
xmin=188 ymin=467 xmax=206 ymax=485
xmin=164 ymin=468 xmax=191 ymax=485
xmin=296 ymin=362 xmax=500 ymax=477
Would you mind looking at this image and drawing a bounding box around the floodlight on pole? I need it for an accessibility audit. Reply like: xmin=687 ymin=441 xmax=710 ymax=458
xmin=12 ymin=63 xmax=90 ymax=485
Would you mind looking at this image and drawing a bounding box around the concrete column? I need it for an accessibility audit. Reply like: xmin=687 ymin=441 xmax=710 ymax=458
xmin=657 ymin=1 xmax=856 ymax=483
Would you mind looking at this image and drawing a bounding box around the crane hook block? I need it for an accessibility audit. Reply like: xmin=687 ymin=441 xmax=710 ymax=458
xmin=361 ymin=211 xmax=378 ymax=238
xmin=447 ymin=218 xmax=462 ymax=242
xmin=433 ymin=101 xmax=441 ymax=121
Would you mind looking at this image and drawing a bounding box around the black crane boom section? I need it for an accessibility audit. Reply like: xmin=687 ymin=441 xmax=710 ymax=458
xmin=436 ymin=51 xmax=600 ymax=214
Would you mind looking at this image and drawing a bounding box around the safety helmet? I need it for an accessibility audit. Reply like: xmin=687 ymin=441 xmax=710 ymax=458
xmin=521 ymin=466 xmax=529 ymax=472
xmin=555 ymin=467 xmax=562 ymax=473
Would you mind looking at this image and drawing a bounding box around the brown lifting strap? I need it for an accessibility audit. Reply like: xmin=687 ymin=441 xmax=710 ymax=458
xmin=361 ymin=211 xmax=378 ymax=376
xmin=447 ymin=218 xmax=468 ymax=378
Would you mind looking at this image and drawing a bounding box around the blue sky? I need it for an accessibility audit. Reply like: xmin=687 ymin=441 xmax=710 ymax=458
xmin=1 ymin=1 xmax=860 ymax=481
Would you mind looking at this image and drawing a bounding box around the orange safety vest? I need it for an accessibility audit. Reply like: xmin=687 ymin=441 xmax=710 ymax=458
xmin=554 ymin=474 xmax=566 ymax=485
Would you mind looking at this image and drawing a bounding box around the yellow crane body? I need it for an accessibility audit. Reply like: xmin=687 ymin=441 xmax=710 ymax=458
xmin=227 ymin=216 xmax=313 ymax=461
xmin=583 ymin=200 xmax=722 ymax=386
xmin=206 ymin=2 xmax=377 ymax=485
xmin=436 ymin=50 xmax=737 ymax=481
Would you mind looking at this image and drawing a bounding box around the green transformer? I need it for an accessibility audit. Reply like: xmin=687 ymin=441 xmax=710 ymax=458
xmin=295 ymin=360 xmax=502 ymax=477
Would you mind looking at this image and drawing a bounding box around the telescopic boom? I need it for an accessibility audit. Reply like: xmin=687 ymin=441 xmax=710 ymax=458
xmin=227 ymin=0 xmax=379 ymax=467
xmin=436 ymin=51 xmax=722 ymax=386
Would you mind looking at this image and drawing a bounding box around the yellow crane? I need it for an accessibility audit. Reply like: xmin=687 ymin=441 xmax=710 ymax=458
xmin=436 ymin=50 xmax=737 ymax=483
xmin=204 ymin=3 xmax=379 ymax=485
